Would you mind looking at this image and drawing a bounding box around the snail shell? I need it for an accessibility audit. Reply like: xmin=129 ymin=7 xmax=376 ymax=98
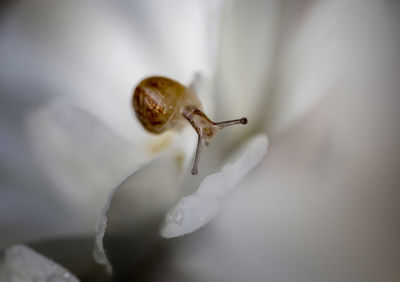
xmin=133 ymin=76 xmax=201 ymax=134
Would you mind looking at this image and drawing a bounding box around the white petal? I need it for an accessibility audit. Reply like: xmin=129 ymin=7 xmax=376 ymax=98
xmin=0 ymin=245 xmax=79 ymax=282
xmin=93 ymin=167 xmax=148 ymax=275
xmin=25 ymin=102 xmax=152 ymax=233
xmin=215 ymin=1 xmax=364 ymax=136
xmin=93 ymin=173 xmax=133 ymax=275
xmin=266 ymin=0 xmax=371 ymax=133
xmin=161 ymin=134 xmax=268 ymax=238
xmin=215 ymin=0 xmax=279 ymax=129
xmin=93 ymin=127 xmax=197 ymax=272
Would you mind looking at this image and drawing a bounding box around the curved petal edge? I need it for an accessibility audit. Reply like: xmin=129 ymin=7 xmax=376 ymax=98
xmin=161 ymin=134 xmax=268 ymax=238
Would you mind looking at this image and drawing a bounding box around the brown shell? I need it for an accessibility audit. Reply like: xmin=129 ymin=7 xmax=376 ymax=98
xmin=133 ymin=76 xmax=186 ymax=134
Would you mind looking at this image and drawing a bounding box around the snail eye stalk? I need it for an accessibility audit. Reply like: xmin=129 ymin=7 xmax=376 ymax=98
xmin=183 ymin=109 xmax=247 ymax=175
xmin=215 ymin=117 xmax=248 ymax=128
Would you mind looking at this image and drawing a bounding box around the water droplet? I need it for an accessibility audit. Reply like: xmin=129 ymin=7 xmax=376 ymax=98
xmin=174 ymin=209 xmax=184 ymax=225
xmin=166 ymin=209 xmax=184 ymax=225
xmin=166 ymin=210 xmax=175 ymax=223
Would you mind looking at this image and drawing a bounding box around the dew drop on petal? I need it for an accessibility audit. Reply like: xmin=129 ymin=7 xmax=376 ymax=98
xmin=166 ymin=208 xmax=184 ymax=225
xmin=161 ymin=134 xmax=268 ymax=238
xmin=174 ymin=209 xmax=184 ymax=225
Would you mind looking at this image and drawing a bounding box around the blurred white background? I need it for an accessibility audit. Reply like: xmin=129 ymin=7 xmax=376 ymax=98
xmin=0 ymin=0 xmax=399 ymax=281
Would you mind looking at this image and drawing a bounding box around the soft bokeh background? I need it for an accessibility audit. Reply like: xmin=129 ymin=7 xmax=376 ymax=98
xmin=1 ymin=0 xmax=400 ymax=281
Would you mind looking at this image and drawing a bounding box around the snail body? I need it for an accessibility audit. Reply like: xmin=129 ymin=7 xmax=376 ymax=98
xmin=133 ymin=76 xmax=247 ymax=174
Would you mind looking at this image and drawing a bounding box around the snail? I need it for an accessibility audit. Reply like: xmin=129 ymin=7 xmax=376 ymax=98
xmin=133 ymin=76 xmax=247 ymax=175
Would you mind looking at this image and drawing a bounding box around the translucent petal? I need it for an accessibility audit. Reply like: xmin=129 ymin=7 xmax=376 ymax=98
xmin=264 ymin=0 xmax=361 ymax=133
xmin=215 ymin=1 xmax=352 ymax=136
xmin=0 ymin=245 xmax=79 ymax=282
xmin=93 ymin=128 xmax=197 ymax=273
xmin=161 ymin=134 xmax=268 ymax=238
xmin=93 ymin=168 xmax=145 ymax=274
xmin=215 ymin=0 xmax=279 ymax=131
xmin=25 ymin=102 xmax=153 ymax=233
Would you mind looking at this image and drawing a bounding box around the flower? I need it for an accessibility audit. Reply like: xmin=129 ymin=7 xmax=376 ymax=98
xmin=1 ymin=0 xmax=399 ymax=281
